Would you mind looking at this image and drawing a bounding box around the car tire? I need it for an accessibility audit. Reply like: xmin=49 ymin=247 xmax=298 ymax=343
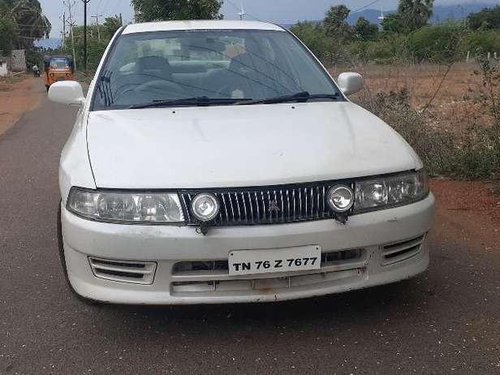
xmin=57 ymin=201 xmax=101 ymax=305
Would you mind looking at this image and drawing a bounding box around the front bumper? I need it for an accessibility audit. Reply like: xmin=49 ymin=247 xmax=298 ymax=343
xmin=61 ymin=194 xmax=435 ymax=304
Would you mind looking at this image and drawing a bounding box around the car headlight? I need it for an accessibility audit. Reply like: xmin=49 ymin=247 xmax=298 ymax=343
xmin=67 ymin=188 xmax=184 ymax=224
xmin=354 ymin=170 xmax=429 ymax=212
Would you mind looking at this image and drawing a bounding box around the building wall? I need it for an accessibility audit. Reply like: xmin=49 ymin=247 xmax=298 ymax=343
xmin=0 ymin=61 xmax=8 ymax=77
xmin=10 ymin=50 xmax=26 ymax=72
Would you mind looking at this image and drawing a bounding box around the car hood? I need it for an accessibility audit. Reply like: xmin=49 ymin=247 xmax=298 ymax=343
xmin=87 ymin=102 xmax=421 ymax=189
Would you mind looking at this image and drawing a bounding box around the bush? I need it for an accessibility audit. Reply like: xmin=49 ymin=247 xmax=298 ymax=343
xmin=462 ymin=30 xmax=500 ymax=56
xmin=346 ymin=35 xmax=410 ymax=65
xmin=453 ymin=126 xmax=500 ymax=179
xmin=407 ymin=24 xmax=466 ymax=63
xmin=357 ymin=88 xmax=500 ymax=180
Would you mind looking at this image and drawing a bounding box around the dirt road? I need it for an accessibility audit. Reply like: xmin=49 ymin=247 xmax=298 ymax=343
xmin=0 ymin=81 xmax=499 ymax=374
xmin=0 ymin=76 xmax=44 ymax=136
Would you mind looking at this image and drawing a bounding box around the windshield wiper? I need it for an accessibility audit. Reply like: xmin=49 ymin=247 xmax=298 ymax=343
xmin=238 ymin=91 xmax=341 ymax=105
xmin=129 ymin=96 xmax=253 ymax=109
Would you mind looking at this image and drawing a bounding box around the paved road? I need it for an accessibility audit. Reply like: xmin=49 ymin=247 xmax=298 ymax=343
xmin=1 ymin=84 xmax=499 ymax=375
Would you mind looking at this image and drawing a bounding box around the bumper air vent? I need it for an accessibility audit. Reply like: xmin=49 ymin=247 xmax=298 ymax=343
xmin=382 ymin=235 xmax=425 ymax=265
xmin=89 ymin=258 xmax=157 ymax=285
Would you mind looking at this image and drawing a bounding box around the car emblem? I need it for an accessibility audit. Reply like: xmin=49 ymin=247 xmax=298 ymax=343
xmin=269 ymin=200 xmax=280 ymax=213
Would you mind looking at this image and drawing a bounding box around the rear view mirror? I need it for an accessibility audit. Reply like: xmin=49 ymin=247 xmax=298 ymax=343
xmin=337 ymin=72 xmax=364 ymax=95
xmin=48 ymin=81 xmax=85 ymax=106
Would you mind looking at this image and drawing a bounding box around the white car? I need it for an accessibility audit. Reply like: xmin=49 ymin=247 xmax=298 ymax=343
xmin=50 ymin=21 xmax=435 ymax=305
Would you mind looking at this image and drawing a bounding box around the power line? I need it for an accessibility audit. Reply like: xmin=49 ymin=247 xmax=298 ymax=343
xmin=351 ymin=0 xmax=382 ymax=14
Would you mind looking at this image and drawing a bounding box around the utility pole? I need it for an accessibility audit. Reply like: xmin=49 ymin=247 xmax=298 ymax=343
xmin=63 ymin=0 xmax=77 ymax=71
xmin=91 ymin=14 xmax=103 ymax=41
xmin=60 ymin=12 xmax=66 ymax=48
xmin=82 ymin=0 xmax=91 ymax=72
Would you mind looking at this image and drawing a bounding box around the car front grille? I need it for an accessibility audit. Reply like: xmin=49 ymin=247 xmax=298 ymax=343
xmin=180 ymin=181 xmax=353 ymax=226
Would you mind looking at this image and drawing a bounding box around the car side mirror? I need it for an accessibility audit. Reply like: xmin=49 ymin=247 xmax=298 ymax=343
xmin=337 ymin=72 xmax=364 ymax=96
xmin=48 ymin=81 xmax=85 ymax=106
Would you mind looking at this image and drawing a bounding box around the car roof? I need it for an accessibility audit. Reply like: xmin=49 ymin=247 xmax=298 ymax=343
xmin=122 ymin=20 xmax=285 ymax=34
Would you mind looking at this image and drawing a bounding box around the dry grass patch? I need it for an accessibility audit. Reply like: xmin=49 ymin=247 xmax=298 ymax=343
xmin=331 ymin=62 xmax=500 ymax=183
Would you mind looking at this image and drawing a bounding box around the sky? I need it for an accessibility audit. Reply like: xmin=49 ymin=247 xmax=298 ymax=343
xmin=39 ymin=0 xmax=499 ymax=38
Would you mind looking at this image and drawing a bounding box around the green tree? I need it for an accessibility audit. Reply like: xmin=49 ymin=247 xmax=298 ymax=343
xmin=0 ymin=0 xmax=51 ymax=49
xmin=397 ymin=0 xmax=434 ymax=33
xmin=63 ymin=25 xmax=108 ymax=71
xmin=0 ymin=18 xmax=17 ymax=54
xmin=102 ymin=15 xmax=123 ymax=40
xmin=291 ymin=21 xmax=333 ymax=64
xmin=355 ymin=17 xmax=379 ymax=41
xmin=132 ymin=0 xmax=223 ymax=22
xmin=468 ymin=6 xmax=500 ymax=31
xmin=323 ymin=5 xmax=352 ymax=40
xmin=382 ymin=14 xmax=405 ymax=34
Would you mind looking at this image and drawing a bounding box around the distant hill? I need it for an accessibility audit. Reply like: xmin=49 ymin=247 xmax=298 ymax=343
xmin=431 ymin=3 xmax=496 ymax=23
xmin=281 ymin=2 xmax=498 ymax=28
xmin=347 ymin=2 xmax=498 ymax=25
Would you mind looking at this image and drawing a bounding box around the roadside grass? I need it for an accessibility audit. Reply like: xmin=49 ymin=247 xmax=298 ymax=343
xmin=335 ymin=62 xmax=500 ymax=185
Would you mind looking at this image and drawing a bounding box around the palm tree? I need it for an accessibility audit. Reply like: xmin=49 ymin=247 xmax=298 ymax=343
xmin=397 ymin=0 xmax=434 ymax=32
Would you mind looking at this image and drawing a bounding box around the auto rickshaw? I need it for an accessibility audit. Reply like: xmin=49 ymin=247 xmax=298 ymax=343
xmin=43 ymin=56 xmax=75 ymax=91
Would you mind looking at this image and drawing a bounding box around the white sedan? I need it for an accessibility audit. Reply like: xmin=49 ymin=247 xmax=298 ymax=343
xmin=50 ymin=20 xmax=435 ymax=305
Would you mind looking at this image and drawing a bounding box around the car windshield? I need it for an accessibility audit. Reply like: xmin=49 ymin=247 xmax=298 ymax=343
xmin=50 ymin=58 xmax=69 ymax=69
xmin=92 ymin=29 xmax=342 ymax=110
